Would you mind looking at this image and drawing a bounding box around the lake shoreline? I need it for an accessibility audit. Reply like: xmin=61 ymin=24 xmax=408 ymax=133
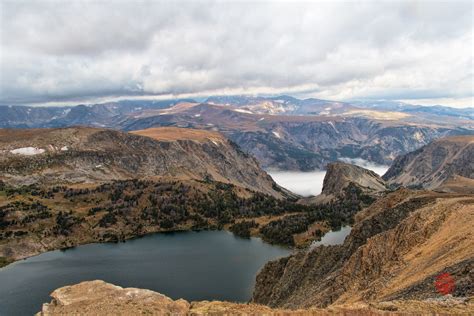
xmin=0 ymin=224 xmax=295 ymax=269
xmin=0 ymin=230 xmax=293 ymax=315
xmin=1 ymin=219 xmax=351 ymax=270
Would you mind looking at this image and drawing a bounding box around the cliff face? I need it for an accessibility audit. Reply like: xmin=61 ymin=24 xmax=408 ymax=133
xmin=37 ymin=280 xmax=474 ymax=315
xmin=0 ymin=127 xmax=285 ymax=198
xmin=252 ymin=189 xmax=474 ymax=308
xmin=383 ymin=135 xmax=474 ymax=191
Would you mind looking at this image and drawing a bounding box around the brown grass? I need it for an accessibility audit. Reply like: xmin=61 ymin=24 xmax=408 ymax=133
xmin=130 ymin=127 xmax=225 ymax=142
xmin=378 ymin=196 xmax=474 ymax=298
xmin=343 ymin=109 xmax=411 ymax=120
xmin=439 ymin=135 xmax=474 ymax=143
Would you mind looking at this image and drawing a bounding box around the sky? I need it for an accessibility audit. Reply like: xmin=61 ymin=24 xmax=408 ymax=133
xmin=0 ymin=0 xmax=473 ymax=108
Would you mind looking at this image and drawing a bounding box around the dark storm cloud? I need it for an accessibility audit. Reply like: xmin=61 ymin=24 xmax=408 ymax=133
xmin=0 ymin=0 xmax=472 ymax=107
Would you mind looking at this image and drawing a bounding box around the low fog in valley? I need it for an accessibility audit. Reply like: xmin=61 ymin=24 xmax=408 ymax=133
xmin=268 ymin=159 xmax=389 ymax=196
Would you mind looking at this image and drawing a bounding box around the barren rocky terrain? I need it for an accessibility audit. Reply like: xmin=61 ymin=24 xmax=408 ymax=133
xmin=302 ymin=161 xmax=387 ymax=205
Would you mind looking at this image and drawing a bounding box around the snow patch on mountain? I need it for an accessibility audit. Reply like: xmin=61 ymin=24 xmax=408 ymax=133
xmin=413 ymin=131 xmax=424 ymax=141
xmin=10 ymin=147 xmax=45 ymax=155
xmin=233 ymin=109 xmax=253 ymax=114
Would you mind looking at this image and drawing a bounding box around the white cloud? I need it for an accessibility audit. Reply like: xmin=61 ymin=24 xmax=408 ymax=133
xmin=0 ymin=0 xmax=472 ymax=107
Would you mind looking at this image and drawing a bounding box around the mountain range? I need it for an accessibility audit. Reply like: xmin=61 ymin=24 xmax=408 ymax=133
xmin=2 ymin=96 xmax=472 ymax=171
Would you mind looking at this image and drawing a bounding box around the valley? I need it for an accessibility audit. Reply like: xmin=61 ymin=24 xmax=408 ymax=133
xmin=0 ymin=105 xmax=473 ymax=316
xmin=0 ymin=126 xmax=374 ymax=268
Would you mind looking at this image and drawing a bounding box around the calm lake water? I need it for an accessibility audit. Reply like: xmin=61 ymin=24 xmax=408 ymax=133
xmin=311 ymin=226 xmax=352 ymax=248
xmin=0 ymin=231 xmax=291 ymax=316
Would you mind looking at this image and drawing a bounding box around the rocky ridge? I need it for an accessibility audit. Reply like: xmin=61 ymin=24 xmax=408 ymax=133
xmin=0 ymin=127 xmax=286 ymax=198
xmin=252 ymin=189 xmax=474 ymax=309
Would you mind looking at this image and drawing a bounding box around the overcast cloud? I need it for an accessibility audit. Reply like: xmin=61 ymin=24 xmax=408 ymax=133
xmin=0 ymin=0 xmax=472 ymax=107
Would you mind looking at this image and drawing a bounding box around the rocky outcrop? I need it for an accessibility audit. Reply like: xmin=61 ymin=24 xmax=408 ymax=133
xmin=322 ymin=162 xmax=385 ymax=195
xmin=36 ymin=280 xmax=190 ymax=315
xmin=37 ymin=280 xmax=474 ymax=315
xmin=252 ymin=189 xmax=474 ymax=309
xmin=0 ymin=127 xmax=287 ymax=198
xmin=383 ymin=135 xmax=474 ymax=191
xmin=303 ymin=162 xmax=386 ymax=205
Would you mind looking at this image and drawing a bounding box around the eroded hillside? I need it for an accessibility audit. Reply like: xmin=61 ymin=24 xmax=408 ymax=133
xmin=384 ymin=135 xmax=474 ymax=190
xmin=252 ymin=189 xmax=474 ymax=309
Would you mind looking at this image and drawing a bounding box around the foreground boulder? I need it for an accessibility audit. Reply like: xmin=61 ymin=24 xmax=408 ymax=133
xmin=37 ymin=280 xmax=190 ymax=315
